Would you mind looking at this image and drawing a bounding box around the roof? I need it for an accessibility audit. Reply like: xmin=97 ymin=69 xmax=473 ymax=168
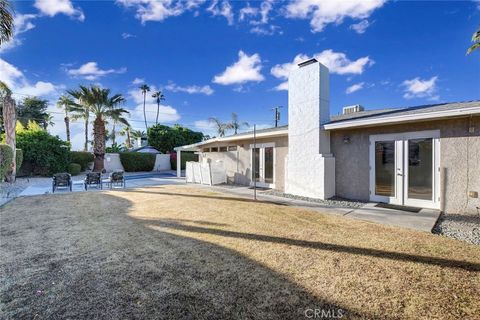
xmin=130 ymin=145 xmax=161 ymax=153
xmin=324 ymin=100 xmax=480 ymax=130
xmin=175 ymin=101 xmax=480 ymax=151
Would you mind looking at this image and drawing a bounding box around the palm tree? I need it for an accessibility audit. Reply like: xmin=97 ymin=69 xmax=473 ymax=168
xmin=139 ymin=84 xmax=150 ymax=132
xmin=0 ymin=80 xmax=16 ymax=182
xmin=131 ymin=129 xmax=147 ymax=148
xmin=68 ymin=85 xmax=129 ymax=171
xmin=67 ymin=85 xmax=91 ymax=151
xmin=57 ymin=95 xmax=73 ymax=143
xmin=107 ymin=94 xmax=129 ymax=146
xmin=208 ymin=117 xmax=230 ymax=137
xmin=119 ymin=126 xmax=133 ymax=149
xmin=0 ymin=0 xmax=14 ymax=45
xmin=228 ymin=112 xmax=249 ymax=134
xmin=151 ymin=90 xmax=165 ymax=125
xmin=467 ymin=27 xmax=480 ymax=55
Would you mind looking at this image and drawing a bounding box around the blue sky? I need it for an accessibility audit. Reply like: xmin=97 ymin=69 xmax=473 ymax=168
xmin=1 ymin=0 xmax=479 ymax=150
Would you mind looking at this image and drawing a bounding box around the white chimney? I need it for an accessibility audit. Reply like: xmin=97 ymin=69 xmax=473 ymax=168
xmin=284 ymin=59 xmax=335 ymax=199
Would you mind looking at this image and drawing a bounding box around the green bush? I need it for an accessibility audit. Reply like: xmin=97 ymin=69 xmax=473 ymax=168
xmin=15 ymin=149 xmax=23 ymax=170
xmin=68 ymin=163 xmax=81 ymax=176
xmin=17 ymin=130 xmax=70 ymax=176
xmin=171 ymin=152 xmax=198 ymax=170
xmin=119 ymin=152 xmax=156 ymax=172
xmin=148 ymin=124 xmax=203 ymax=153
xmin=0 ymin=144 xmax=13 ymax=180
xmin=70 ymin=151 xmax=94 ymax=171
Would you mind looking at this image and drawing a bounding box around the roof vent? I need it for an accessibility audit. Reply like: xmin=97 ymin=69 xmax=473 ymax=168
xmin=298 ymin=58 xmax=318 ymax=68
xmin=342 ymin=104 xmax=364 ymax=115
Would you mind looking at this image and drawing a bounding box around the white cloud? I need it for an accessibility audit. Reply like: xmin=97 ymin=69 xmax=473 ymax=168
xmin=121 ymin=32 xmax=136 ymax=39
xmin=402 ymin=76 xmax=439 ymax=100
xmin=350 ymin=19 xmax=370 ymax=34
xmin=271 ymin=50 xmax=374 ymax=90
xmin=284 ymin=0 xmax=385 ymax=32
xmin=34 ymin=0 xmax=85 ymax=21
xmin=213 ymin=50 xmax=265 ymax=85
xmin=67 ymin=62 xmax=127 ymax=80
xmin=345 ymin=82 xmax=364 ymax=94
xmin=250 ymin=25 xmax=282 ymax=36
xmin=239 ymin=5 xmax=258 ymax=21
xmin=207 ymin=0 xmax=234 ymax=25
xmin=117 ymin=0 xmax=204 ymax=24
xmin=165 ymin=82 xmax=214 ymax=95
xmin=0 ymin=14 xmax=38 ymax=53
xmin=132 ymin=77 xmax=145 ymax=85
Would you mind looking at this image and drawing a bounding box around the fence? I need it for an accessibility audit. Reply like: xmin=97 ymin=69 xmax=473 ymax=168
xmin=186 ymin=160 xmax=227 ymax=185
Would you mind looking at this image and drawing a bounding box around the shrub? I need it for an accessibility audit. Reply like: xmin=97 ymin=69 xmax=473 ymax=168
xmin=70 ymin=151 xmax=94 ymax=171
xmin=0 ymin=144 xmax=13 ymax=180
xmin=119 ymin=152 xmax=156 ymax=172
xmin=15 ymin=149 xmax=23 ymax=170
xmin=68 ymin=163 xmax=81 ymax=176
xmin=148 ymin=124 xmax=203 ymax=154
xmin=170 ymin=152 xmax=198 ymax=170
xmin=17 ymin=129 xmax=70 ymax=176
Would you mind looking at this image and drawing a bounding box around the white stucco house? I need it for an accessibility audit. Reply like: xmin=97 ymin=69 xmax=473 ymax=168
xmin=175 ymin=59 xmax=480 ymax=214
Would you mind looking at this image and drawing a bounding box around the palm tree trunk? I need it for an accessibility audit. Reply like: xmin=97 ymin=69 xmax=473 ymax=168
xmin=65 ymin=116 xmax=71 ymax=143
xmin=93 ymin=116 xmax=106 ymax=172
xmin=156 ymin=101 xmax=159 ymax=125
xmin=84 ymin=117 xmax=89 ymax=151
xmin=2 ymin=95 xmax=16 ymax=182
xmin=112 ymin=120 xmax=116 ymax=145
xmin=126 ymin=128 xmax=132 ymax=149
xmin=143 ymin=92 xmax=148 ymax=132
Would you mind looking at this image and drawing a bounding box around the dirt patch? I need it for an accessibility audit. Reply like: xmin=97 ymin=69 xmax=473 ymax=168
xmin=1 ymin=185 xmax=479 ymax=319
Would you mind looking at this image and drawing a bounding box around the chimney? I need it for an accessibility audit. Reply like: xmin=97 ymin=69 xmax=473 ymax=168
xmin=284 ymin=59 xmax=335 ymax=199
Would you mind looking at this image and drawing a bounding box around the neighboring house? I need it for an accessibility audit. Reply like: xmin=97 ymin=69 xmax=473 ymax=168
xmin=176 ymin=59 xmax=480 ymax=214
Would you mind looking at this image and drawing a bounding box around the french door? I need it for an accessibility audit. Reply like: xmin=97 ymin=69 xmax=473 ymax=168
xmin=369 ymin=130 xmax=440 ymax=209
xmin=250 ymin=143 xmax=275 ymax=188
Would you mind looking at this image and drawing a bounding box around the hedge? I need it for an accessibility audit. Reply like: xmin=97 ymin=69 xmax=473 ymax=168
xmin=170 ymin=152 xmax=198 ymax=170
xmin=0 ymin=145 xmax=13 ymax=180
xmin=70 ymin=151 xmax=94 ymax=171
xmin=119 ymin=152 xmax=156 ymax=172
xmin=16 ymin=149 xmax=23 ymax=170
xmin=68 ymin=163 xmax=81 ymax=176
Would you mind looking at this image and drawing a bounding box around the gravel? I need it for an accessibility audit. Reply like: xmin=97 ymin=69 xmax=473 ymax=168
xmin=433 ymin=214 xmax=480 ymax=245
xmin=262 ymin=190 xmax=365 ymax=209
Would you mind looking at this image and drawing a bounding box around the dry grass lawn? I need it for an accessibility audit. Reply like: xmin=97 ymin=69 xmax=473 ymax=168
xmin=1 ymin=185 xmax=479 ymax=319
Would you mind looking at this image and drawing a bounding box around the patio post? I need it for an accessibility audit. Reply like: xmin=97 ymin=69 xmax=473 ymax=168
xmin=176 ymin=150 xmax=181 ymax=177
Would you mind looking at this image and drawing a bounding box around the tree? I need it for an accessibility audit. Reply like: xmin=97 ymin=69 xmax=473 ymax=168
xmin=139 ymin=84 xmax=150 ymax=132
xmin=67 ymin=85 xmax=91 ymax=151
xmin=57 ymin=95 xmax=73 ymax=143
xmin=208 ymin=117 xmax=230 ymax=137
xmin=467 ymin=27 xmax=480 ymax=55
xmin=151 ymin=90 xmax=165 ymax=125
xmin=148 ymin=124 xmax=203 ymax=154
xmin=228 ymin=112 xmax=249 ymax=134
xmin=119 ymin=126 xmax=133 ymax=149
xmin=0 ymin=81 xmax=16 ymax=182
xmin=17 ymin=97 xmax=51 ymax=129
xmin=0 ymin=0 xmax=14 ymax=45
xmin=67 ymin=85 xmax=128 ymax=171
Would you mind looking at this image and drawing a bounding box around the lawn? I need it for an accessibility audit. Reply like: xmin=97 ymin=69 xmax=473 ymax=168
xmin=1 ymin=185 xmax=479 ymax=319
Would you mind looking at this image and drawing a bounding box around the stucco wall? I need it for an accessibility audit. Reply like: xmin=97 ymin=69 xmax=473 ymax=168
xmin=331 ymin=116 xmax=480 ymax=214
xmin=198 ymin=136 xmax=288 ymax=190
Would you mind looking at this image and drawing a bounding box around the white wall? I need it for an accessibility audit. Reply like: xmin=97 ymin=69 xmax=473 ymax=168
xmin=153 ymin=154 xmax=171 ymax=171
xmin=104 ymin=153 xmax=124 ymax=172
xmin=284 ymin=60 xmax=336 ymax=199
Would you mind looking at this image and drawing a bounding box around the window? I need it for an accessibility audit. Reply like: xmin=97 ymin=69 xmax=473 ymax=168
xmin=202 ymin=148 xmax=210 ymax=152
xmin=228 ymin=146 xmax=237 ymax=151
xmin=219 ymin=146 xmax=228 ymax=152
xmin=211 ymin=147 xmax=218 ymax=152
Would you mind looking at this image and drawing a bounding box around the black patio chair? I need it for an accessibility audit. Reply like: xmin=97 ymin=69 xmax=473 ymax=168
xmin=109 ymin=171 xmax=125 ymax=189
xmin=84 ymin=172 xmax=102 ymax=190
xmin=52 ymin=173 xmax=72 ymax=193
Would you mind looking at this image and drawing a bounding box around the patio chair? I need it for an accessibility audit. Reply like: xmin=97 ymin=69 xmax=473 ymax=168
xmin=109 ymin=171 xmax=125 ymax=189
xmin=84 ymin=172 xmax=102 ymax=190
xmin=52 ymin=173 xmax=72 ymax=193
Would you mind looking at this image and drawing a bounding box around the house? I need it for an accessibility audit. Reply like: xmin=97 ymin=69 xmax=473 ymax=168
xmin=175 ymin=59 xmax=480 ymax=214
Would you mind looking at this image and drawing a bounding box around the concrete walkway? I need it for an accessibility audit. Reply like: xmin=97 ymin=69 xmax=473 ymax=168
xmin=198 ymin=184 xmax=441 ymax=232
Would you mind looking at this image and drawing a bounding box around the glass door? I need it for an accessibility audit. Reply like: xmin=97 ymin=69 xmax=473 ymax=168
xmin=250 ymin=143 xmax=275 ymax=188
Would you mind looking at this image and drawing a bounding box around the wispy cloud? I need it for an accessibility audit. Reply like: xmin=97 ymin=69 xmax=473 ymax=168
xmin=165 ymin=82 xmax=214 ymax=95
xmin=66 ymin=62 xmax=126 ymax=80
xmin=402 ymin=76 xmax=439 ymax=100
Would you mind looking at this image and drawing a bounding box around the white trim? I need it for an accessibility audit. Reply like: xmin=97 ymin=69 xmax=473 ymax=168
xmin=324 ymin=106 xmax=480 ymax=130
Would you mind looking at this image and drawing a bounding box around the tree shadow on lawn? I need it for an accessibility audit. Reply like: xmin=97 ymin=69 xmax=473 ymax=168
xmin=1 ymin=193 xmax=365 ymax=320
